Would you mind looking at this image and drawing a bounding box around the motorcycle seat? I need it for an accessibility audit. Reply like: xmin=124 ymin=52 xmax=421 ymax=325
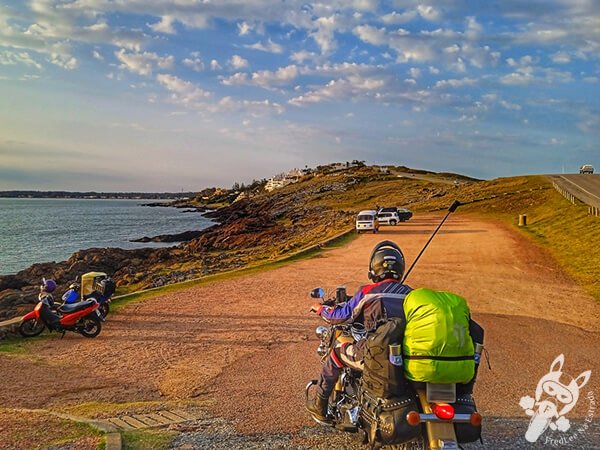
xmin=58 ymin=299 xmax=96 ymax=313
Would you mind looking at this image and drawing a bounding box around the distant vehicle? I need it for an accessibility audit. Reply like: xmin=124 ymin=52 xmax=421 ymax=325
xmin=378 ymin=207 xmax=413 ymax=222
xmin=580 ymin=164 xmax=594 ymax=174
xmin=356 ymin=210 xmax=379 ymax=233
xmin=397 ymin=208 xmax=413 ymax=222
xmin=376 ymin=210 xmax=400 ymax=226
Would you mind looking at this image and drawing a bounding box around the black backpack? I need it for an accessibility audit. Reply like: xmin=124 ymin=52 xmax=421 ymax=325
xmin=360 ymin=317 xmax=420 ymax=446
xmin=361 ymin=317 xmax=407 ymax=398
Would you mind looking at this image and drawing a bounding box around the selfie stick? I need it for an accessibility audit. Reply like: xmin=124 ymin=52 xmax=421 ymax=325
xmin=401 ymin=200 xmax=461 ymax=284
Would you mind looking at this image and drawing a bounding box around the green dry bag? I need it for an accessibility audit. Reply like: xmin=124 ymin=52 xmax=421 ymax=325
xmin=402 ymin=288 xmax=474 ymax=383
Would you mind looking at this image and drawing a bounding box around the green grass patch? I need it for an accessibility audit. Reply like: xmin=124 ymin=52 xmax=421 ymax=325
xmin=122 ymin=430 xmax=178 ymax=450
xmin=0 ymin=335 xmax=41 ymax=353
xmin=58 ymin=399 xmax=213 ymax=420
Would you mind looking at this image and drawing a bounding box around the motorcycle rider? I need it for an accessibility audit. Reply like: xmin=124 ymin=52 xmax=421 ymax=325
xmin=38 ymin=278 xmax=63 ymax=331
xmin=306 ymin=241 xmax=412 ymax=424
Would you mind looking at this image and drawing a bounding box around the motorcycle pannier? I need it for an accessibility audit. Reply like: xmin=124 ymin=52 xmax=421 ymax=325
xmin=362 ymin=317 xmax=407 ymax=399
xmin=403 ymin=288 xmax=475 ymax=384
xmin=360 ymin=390 xmax=420 ymax=446
xmin=454 ymin=396 xmax=482 ymax=443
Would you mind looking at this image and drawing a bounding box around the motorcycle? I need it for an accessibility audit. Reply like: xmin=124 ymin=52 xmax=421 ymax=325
xmin=19 ymin=293 xmax=103 ymax=339
xmin=305 ymin=286 xmax=483 ymax=450
xmin=61 ymin=272 xmax=115 ymax=320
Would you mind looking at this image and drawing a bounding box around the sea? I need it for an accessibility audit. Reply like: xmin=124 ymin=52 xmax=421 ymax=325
xmin=0 ymin=198 xmax=213 ymax=275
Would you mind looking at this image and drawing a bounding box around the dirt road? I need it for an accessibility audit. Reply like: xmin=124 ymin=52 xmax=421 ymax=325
xmin=2 ymin=215 xmax=599 ymax=448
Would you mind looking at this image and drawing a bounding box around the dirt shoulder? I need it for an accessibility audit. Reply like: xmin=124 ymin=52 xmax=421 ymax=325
xmin=1 ymin=215 xmax=599 ymax=446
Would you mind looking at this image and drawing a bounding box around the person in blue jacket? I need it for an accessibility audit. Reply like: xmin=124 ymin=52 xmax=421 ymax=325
xmin=306 ymin=241 xmax=412 ymax=424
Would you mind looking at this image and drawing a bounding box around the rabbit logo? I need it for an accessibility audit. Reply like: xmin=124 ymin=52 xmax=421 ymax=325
xmin=520 ymin=354 xmax=591 ymax=443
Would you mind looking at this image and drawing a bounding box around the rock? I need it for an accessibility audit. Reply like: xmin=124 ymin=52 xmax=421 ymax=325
xmin=131 ymin=230 xmax=204 ymax=243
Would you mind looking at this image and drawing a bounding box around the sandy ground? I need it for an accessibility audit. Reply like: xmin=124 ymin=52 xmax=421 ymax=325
xmin=1 ymin=215 xmax=599 ymax=447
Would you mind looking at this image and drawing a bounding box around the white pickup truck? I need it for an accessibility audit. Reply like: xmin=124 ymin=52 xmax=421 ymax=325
xmin=580 ymin=164 xmax=594 ymax=174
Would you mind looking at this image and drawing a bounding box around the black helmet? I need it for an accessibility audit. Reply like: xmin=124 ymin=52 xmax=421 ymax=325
xmin=368 ymin=241 xmax=405 ymax=282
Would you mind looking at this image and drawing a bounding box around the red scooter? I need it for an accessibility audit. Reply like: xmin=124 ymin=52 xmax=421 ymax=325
xmin=19 ymin=297 xmax=103 ymax=338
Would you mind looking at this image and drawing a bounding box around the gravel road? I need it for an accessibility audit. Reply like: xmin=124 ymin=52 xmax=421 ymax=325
xmin=1 ymin=215 xmax=599 ymax=449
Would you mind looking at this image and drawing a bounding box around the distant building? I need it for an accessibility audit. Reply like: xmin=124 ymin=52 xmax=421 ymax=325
xmin=264 ymin=168 xmax=304 ymax=192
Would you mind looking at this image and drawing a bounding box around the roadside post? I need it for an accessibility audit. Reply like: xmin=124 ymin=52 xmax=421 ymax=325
xmin=519 ymin=214 xmax=527 ymax=226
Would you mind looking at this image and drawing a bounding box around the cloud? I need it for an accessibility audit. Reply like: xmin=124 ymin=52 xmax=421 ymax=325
xmin=229 ymin=54 xmax=249 ymax=69
xmin=0 ymin=50 xmax=43 ymax=69
xmin=244 ymin=39 xmax=283 ymax=54
xmin=417 ymin=5 xmax=442 ymax=21
xmin=237 ymin=21 xmax=252 ymax=36
xmin=311 ymin=15 xmax=339 ymax=54
xmin=409 ymin=67 xmax=421 ymax=79
xmin=156 ymin=73 xmax=212 ymax=107
xmin=500 ymin=56 xmax=573 ymax=85
xmin=354 ymin=25 xmax=388 ymax=46
xmin=434 ymin=77 xmax=478 ymax=89
xmin=215 ymin=97 xmax=285 ymax=115
xmin=210 ymin=59 xmax=222 ymax=70
xmin=49 ymin=53 xmax=78 ymax=70
xmin=115 ymin=49 xmax=174 ymax=76
xmin=148 ymin=16 xmax=176 ymax=34
xmin=183 ymin=52 xmax=204 ymax=71
xmin=290 ymin=50 xmax=317 ymax=63
xmin=289 ymin=75 xmax=387 ymax=106
xmin=381 ymin=10 xmax=417 ymax=24
xmin=220 ymin=72 xmax=248 ymax=86
xmin=222 ymin=65 xmax=299 ymax=88
xmin=464 ymin=17 xmax=483 ymax=40
xmin=551 ymin=51 xmax=571 ymax=64
xmin=499 ymin=99 xmax=521 ymax=111
xmin=92 ymin=50 xmax=104 ymax=61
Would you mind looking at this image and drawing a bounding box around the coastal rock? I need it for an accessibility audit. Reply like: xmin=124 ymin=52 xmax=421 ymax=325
xmin=131 ymin=230 xmax=205 ymax=243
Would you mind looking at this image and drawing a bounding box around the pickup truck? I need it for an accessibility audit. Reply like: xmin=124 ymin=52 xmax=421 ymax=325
xmin=580 ymin=164 xmax=594 ymax=174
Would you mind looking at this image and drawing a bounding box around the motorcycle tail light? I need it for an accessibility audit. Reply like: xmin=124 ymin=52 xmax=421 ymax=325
xmin=470 ymin=412 xmax=483 ymax=426
xmin=406 ymin=410 xmax=421 ymax=426
xmin=432 ymin=403 xmax=455 ymax=420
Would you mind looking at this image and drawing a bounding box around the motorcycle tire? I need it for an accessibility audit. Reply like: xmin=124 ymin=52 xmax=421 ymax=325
xmin=98 ymin=303 xmax=109 ymax=319
xmin=18 ymin=318 xmax=46 ymax=337
xmin=79 ymin=316 xmax=102 ymax=338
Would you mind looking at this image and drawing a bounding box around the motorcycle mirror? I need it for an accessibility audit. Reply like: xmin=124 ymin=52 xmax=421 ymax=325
xmin=310 ymin=287 xmax=324 ymax=299
xmin=448 ymin=200 xmax=462 ymax=213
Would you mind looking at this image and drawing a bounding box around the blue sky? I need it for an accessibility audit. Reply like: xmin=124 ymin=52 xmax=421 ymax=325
xmin=0 ymin=0 xmax=598 ymax=191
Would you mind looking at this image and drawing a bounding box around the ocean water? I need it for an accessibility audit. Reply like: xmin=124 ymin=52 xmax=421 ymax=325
xmin=0 ymin=198 xmax=213 ymax=275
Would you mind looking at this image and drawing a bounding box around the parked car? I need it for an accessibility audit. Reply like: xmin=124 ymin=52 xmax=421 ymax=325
xmin=356 ymin=210 xmax=379 ymax=233
xmin=580 ymin=164 xmax=594 ymax=174
xmin=376 ymin=210 xmax=400 ymax=226
xmin=397 ymin=208 xmax=413 ymax=222
xmin=378 ymin=207 xmax=413 ymax=222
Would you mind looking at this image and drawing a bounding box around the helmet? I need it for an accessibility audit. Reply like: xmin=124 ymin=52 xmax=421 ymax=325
xmin=368 ymin=241 xmax=405 ymax=282
xmin=41 ymin=278 xmax=57 ymax=293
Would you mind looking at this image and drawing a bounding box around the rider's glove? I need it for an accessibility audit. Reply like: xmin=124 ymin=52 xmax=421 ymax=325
xmin=310 ymin=303 xmax=324 ymax=315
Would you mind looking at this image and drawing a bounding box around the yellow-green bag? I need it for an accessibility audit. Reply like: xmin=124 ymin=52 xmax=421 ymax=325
xmin=402 ymin=288 xmax=474 ymax=383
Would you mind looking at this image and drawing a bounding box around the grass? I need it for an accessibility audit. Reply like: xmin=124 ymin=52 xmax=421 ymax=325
xmin=0 ymin=408 xmax=102 ymax=450
xmin=0 ymin=335 xmax=42 ymax=353
xmin=121 ymin=430 xmax=178 ymax=450
xmin=58 ymin=399 xmax=213 ymax=419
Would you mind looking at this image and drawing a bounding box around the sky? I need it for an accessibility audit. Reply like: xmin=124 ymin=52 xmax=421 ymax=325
xmin=0 ymin=0 xmax=598 ymax=191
